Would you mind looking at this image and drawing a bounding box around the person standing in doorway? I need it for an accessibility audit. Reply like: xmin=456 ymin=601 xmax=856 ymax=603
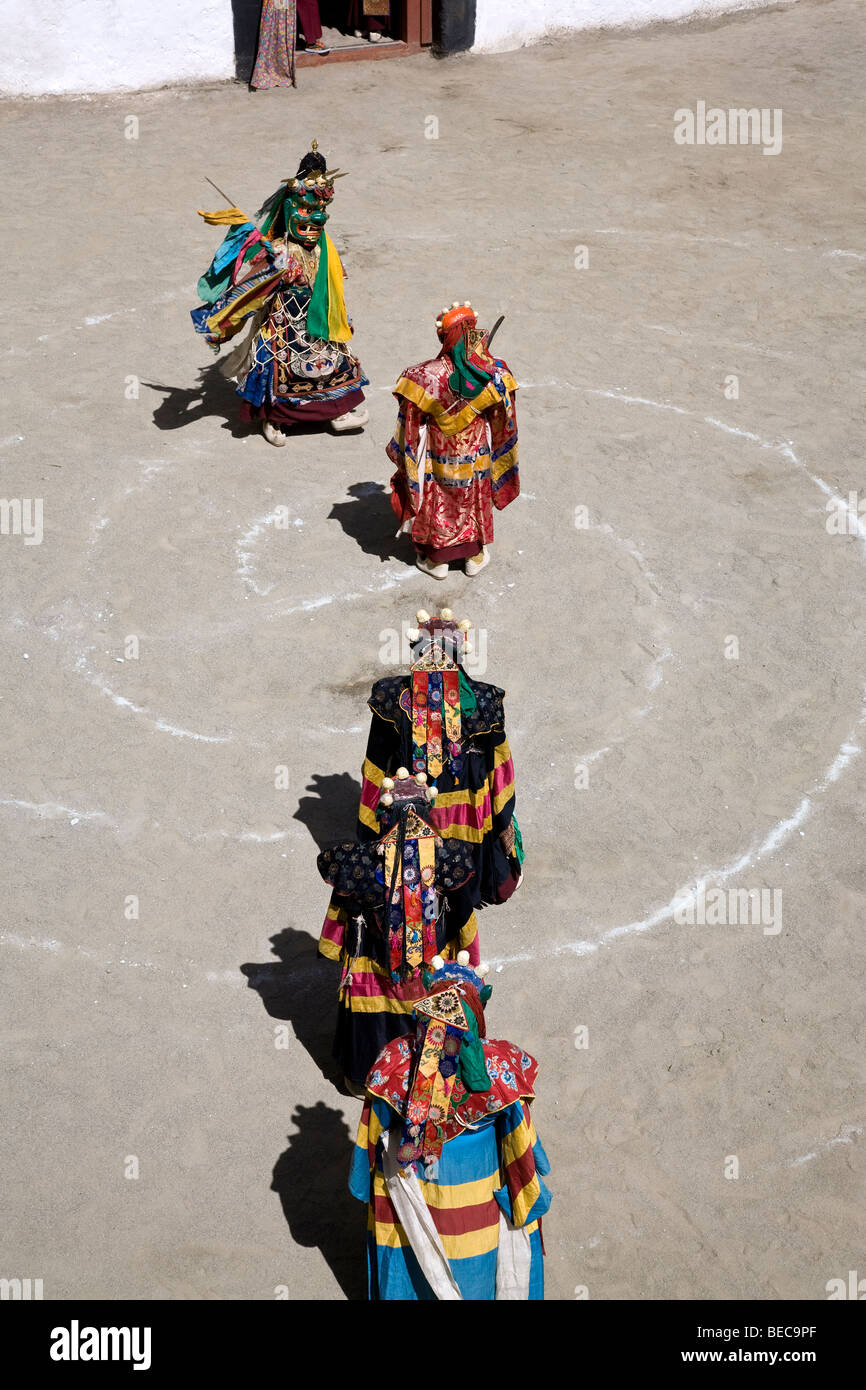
xmin=250 ymin=0 xmax=329 ymax=90
xmin=348 ymin=1 xmax=392 ymax=43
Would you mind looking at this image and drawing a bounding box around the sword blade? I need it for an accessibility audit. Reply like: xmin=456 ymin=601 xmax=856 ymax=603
xmin=486 ymin=315 xmax=505 ymax=350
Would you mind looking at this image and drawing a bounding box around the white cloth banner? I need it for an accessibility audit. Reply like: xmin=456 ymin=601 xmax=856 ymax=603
xmin=395 ymin=423 xmax=427 ymax=537
xmin=380 ymin=1127 xmax=463 ymax=1299
xmin=494 ymin=1210 xmax=532 ymax=1300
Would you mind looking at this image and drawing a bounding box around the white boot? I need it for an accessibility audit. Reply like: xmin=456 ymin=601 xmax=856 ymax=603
xmin=464 ymin=547 xmax=490 ymax=577
xmin=262 ymin=420 xmax=287 ymax=447
xmin=416 ymin=555 xmax=449 ymax=580
xmin=329 ymin=404 xmax=369 ymax=433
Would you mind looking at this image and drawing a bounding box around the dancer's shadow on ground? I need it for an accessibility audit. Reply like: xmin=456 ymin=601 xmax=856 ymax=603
xmin=143 ymin=364 xmax=252 ymax=437
xmin=241 ymin=926 xmax=345 ymax=1089
xmin=272 ymin=1102 xmax=368 ymax=1301
xmin=242 ymin=774 xmax=364 ymax=1083
xmin=293 ymin=771 xmax=363 ymax=851
xmin=328 ymin=482 xmax=416 ymax=564
xmin=243 ymin=934 xmax=367 ymax=1297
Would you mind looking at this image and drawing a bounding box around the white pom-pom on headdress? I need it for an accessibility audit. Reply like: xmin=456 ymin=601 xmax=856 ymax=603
xmin=381 ymin=777 xmax=395 ymax=791
xmin=440 ymin=607 xmax=453 ymax=621
xmin=458 ymin=618 xmax=472 ymax=632
xmin=456 ymin=950 xmax=470 ymax=966
xmin=477 ymin=961 xmax=490 ymax=978
xmin=406 ymin=627 xmax=420 ymax=643
xmin=414 ymin=771 xmax=427 ymax=785
xmin=431 ymin=955 xmax=445 ymax=971
xmin=379 ymin=793 xmax=393 ymax=807
xmin=416 ymin=609 xmax=430 ymax=624
xmin=396 ymin=766 xmax=410 ymax=780
xmin=427 ymin=784 xmax=438 ymax=800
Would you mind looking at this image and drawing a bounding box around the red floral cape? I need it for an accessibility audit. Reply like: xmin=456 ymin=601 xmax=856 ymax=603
xmin=365 ymin=1034 xmax=537 ymax=1143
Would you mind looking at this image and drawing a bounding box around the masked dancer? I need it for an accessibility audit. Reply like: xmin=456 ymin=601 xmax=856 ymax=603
xmin=191 ymin=142 xmax=368 ymax=445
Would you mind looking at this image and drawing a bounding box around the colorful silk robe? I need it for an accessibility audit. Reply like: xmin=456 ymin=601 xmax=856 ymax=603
xmin=317 ymin=832 xmax=479 ymax=1088
xmin=190 ymin=240 xmax=367 ymax=423
xmin=358 ymin=673 xmax=519 ymax=901
xmin=351 ymin=1035 xmax=551 ymax=1300
xmin=387 ymin=352 xmax=519 ymax=561
xmin=318 ymin=675 xmax=520 ymax=1077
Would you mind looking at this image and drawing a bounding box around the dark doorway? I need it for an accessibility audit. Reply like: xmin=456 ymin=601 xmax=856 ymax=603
xmin=232 ymin=0 xmax=263 ymax=82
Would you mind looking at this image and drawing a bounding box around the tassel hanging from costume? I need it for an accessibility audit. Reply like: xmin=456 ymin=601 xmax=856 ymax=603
xmin=442 ymin=668 xmax=462 ymax=782
xmin=383 ymin=809 xmax=439 ymax=982
xmin=384 ymin=822 xmax=405 ymax=981
xmin=418 ymin=833 xmax=438 ymax=964
xmin=401 ymin=837 xmax=424 ymax=972
xmin=412 ymin=669 xmax=463 ymax=782
xmin=426 ymin=671 xmax=444 ymax=780
xmin=411 ymin=670 xmax=429 ymax=777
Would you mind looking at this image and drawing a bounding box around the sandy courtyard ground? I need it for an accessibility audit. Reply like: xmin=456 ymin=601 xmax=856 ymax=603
xmin=1 ymin=0 xmax=865 ymax=1301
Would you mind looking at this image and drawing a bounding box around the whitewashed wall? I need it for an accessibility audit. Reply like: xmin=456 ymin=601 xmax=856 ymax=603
xmin=0 ymin=0 xmax=801 ymax=95
xmin=0 ymin=0 xmax=235 ymax=96
xmin=472 ymin=0 xmax=799 ymax=53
